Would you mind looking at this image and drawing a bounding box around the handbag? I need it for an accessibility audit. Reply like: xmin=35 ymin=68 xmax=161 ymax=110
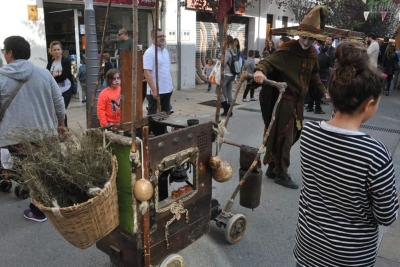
xmin=208 ymin=60 xmax=221 ymax=85
xmin=0 ymin=81 xmax=24 ymax=124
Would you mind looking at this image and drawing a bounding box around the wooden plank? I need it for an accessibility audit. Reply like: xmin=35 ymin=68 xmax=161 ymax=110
xmin=119 ymin=50 xmax=144 ymax=124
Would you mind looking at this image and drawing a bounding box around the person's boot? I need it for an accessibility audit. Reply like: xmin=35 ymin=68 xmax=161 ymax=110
xmin=274 ymin=174 xmax=299 ymax=189
xmin=265 ymin=165 xmax=275 ymax=179
xmin=226 ymin=103 xmax=233 ymax=117
xmin=221 ymin=101 xmax=228 ymax=117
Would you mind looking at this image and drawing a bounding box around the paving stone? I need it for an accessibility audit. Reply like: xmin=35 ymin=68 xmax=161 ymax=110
xmin=378 ymin=234 xmax=400 ymax=263
xmin=375 ymin=257 xmax=400 ymax=267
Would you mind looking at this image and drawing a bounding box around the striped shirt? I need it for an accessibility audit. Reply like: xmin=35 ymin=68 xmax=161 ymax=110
xmin=143 ymin=44 xmax=173 ymax=95
xmin=294 ymin=121 xmax=399 ymax=267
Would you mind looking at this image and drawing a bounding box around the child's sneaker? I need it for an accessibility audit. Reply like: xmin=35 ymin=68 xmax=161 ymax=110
xmin=242 ymin=99 xmax=249 ymax=102
xmin=23 ymin=209 xmax=47 ymax=222
xmin=250 ymin=98 xmax=257 ymax=101
xmin=207 ymin=88 xmax=211 ymax=92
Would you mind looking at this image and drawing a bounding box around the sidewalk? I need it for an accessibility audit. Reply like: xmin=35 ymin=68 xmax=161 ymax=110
xmin=67 ymin=83 xmax=400 ymax=266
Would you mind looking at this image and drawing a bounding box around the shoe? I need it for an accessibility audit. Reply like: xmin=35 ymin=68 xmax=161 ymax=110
xmin=304 ymin=104 xmax=308 ymax=109
xmin=306 ymin=108 xmax=314 ymax=112
xmin=314 ymin=110 xmax=325 ymax=114
xmin=81 ymin=99 xmax=86 ymax=103
xmin=207 ymin=88 xmax=211 ymax=92
xmin=242 ymin=99 xmax=249 ymax=102
xmin=385 ymin=91 xmax=389 ymax=96
xmin=170 ymin=110 xmax=174 ymax=114
xmin=274 ymin=174 xmax=299 ymax=189
xmin=250 ymin=98 xmax=257 ymax=101
xmin=265 ymin=168 xmax=275 ymax=179
xmin=23 ymin=209 xmax=47 ymax=222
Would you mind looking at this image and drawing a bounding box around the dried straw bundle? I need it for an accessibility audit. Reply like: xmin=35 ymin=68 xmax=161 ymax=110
xmin=10 ymin=128 xmax=112 ymax=208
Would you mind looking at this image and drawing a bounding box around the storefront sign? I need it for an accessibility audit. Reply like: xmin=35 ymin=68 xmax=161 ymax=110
xmin=28 ymin=5 xmax=38 ymax=21
xmin=77 ymin=0 xmax=156 ymax=7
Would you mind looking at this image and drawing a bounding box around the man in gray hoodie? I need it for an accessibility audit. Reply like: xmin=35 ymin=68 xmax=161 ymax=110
xmin=0 ymin=36 xmax=65 ymax=222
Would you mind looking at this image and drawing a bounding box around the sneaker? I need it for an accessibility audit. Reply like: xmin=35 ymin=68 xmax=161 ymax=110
xmin=23 ymin=209 xmax=47 ymax=222
xmin=314 ymin=110 xmax=326 ymax=114
xmin=242 ymin=99 xmax=249 ymax=102
xmin=274 ymin=174 xmax=299 ymax=189
xmin=207 ymin=88 xmax=211 ymax=92
xmin=306 ymin=108 xmax=314 ymax=112
xmin=250 ymin=98 xmax=257 ymax=101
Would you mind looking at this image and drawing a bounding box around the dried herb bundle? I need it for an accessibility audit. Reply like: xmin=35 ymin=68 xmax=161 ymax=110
xmin=10 ymin=129 xmax=112 ymax=208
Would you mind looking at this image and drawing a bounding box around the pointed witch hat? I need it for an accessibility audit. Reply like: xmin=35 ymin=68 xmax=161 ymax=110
xmin=288 ymin=5 xmax=329 ymax=41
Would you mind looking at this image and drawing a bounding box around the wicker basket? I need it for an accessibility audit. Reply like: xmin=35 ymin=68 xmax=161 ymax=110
xmin=32 ymin=156 xmax=119 ymax=249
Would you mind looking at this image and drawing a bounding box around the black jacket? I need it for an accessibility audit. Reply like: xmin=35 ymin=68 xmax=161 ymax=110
xmin=46 ymin=57 xmax=72 ymax=84
xmin=318 ymin=53 xmax=332 ymax=81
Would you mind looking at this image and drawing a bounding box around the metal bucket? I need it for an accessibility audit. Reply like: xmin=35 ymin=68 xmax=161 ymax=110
xmin=239 ymin=168 xmax=262 ymax=210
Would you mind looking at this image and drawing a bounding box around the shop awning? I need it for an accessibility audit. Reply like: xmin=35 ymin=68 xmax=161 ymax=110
xmin=271 ymin=26 xmax=365 ymax=39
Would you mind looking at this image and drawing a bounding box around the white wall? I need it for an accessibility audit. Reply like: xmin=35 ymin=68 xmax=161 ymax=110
xmin=245 ymin=1 xmax=296 ymax=51
xmin=0 ymin=0 xmax=48 ymax=67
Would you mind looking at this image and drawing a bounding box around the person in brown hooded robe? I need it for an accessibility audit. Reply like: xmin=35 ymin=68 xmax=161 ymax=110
xmin=253 ymin=6 xmax=328 ymax=189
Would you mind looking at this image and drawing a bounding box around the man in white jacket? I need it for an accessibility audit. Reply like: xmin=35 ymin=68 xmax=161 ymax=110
xmin=366 ymin=33 xmax=380 ymax=68
xmin=0 ymin=36 xmax=65 ymax=222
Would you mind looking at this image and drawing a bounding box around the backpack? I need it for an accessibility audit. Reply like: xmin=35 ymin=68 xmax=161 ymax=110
xmin=228 ymin=49 xmax=241 ymax=75
xmin=78 ymin=64 xmax=86 ymax=82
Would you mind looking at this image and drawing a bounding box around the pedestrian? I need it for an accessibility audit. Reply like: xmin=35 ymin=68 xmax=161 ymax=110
xmin=382 ymin=44 xmax=399 ymax=96
xmin=325 ymin=35 xmax=335 ymax=65
xmin=143 ymin=28 xmax=173 ymax=135
xmin=278 ymin=36 xmax=291 ymax=48
xmin=218 ymin=35 xmax=237 ymax=117
xmin=391 ymin=48 xmax=400 ymax=90
xmin=115 ymin=28 xmax=133 ymax=61
xmin=97 ymin=69 xmax=122 ymax=127
xmin=203 ymin=57 xmax=215 ymax=92
xmin=306 ymin=45 xmax=331 ymax=114
xmin=366 ymin=33 xmax=380 ymax=68
xmin=78 ymin=58 xmax=86 ymax=103
xmin=253 ymin=6 xmax=327 ymax=189
xmin=254 ymin=50 xmax=261 ymax=64
xmin=46 ymin=41 xmax=72 ymax=128
xmin=0 ymin=36 xmax=66 ymax=222
xmin=242 ymin=50 xmax=256 ymax=102
xmin=379 ymin=37 xmax=389 ymax=66
xmin=294 ymin=41 xmax=399 ymax=267
xmin=263 ymin=40 xmax=276 ymax=55
xmin=233 ymin=38 xmax=243 ymax=83
xmin=101 ymin=53 xmax=113 ymax=88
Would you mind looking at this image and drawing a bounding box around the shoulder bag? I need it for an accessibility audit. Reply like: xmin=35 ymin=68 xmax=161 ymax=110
xmin=0 ymin=81 xmax=24 ymax=124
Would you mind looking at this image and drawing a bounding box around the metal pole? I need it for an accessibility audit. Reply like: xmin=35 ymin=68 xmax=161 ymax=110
xmin=131 ymin=0 xmax=138 ymax=157
xmin=88 ymin=0 xmax=112 ymax=129
xmin=84 ymin=0 xmax=100 ymax=128
xmin=155 ymin=0 xmax=161 ymax=112
xmin=73 ymin=9 xmax=82 ymax=103
xmin=177 ymin=0 xmax=181 ymax=91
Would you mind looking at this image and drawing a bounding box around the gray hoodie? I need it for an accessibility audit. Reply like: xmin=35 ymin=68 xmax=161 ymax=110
xmin=0 ymin=60 xmax=65 ymax=147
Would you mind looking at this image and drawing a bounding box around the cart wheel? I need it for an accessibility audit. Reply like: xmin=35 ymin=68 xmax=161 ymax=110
xmin=14 ymin=185 xmax=21 ymax=197
xmin=225 ymin=214 xmax=247 ymax=244
xmin=0 ymin=180 xmax=12 ymax=192
xmin=160 ymin=254 xmax=185 ymax=267
xmin=19 ymin=187 xmax=30 ymax=199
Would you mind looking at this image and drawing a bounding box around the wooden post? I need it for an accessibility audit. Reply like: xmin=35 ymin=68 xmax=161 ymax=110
xmin=142 ymin=126 xmax=151 ymax=267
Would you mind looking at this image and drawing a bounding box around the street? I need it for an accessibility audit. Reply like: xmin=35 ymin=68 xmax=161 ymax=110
xmin=1 ymin=86 xmax=400 ymax=267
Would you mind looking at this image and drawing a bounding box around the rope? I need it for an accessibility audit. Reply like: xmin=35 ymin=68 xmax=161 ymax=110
xmin=163 ymin=201 xmax=188 ymax=249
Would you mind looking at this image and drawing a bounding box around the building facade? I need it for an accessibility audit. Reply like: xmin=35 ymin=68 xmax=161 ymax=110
xmin=0 ymin=0 xmax=295 ymax=90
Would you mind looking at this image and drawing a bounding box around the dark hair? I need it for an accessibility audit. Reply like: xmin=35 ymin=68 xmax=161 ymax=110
xmin=3 ymin=36 xmax=31 ymax=60
xmin=326 ymin=35 xmax=334 ymax=41
xmin=233 ymin=38 xmax=240 ymax=50
xmin=151 ymin=28 xmax=162 ymax=38
xmin=329 ymin=42 xmax=383 ymax=114
xmin=48 ymin=41 xmax=62 ymax=56
xmin=280 ymin=36 xmax=291 ymax=43
xmin=366 ymin=33 xmax=376 ymax=40
xmin=321 ymin=45 xmax=329 ymax=53
xmin=385 ymin=44 xmax=396 ymax=59
xmin=254 ymin=50 xmax=260 ymax=58
xmin=384 ymin=37 xmax=389 ymax=42
xmin=106 ymin=68 xmax=120 ymax=87
xmin=248 ymin=50 xmax=255 ymax=57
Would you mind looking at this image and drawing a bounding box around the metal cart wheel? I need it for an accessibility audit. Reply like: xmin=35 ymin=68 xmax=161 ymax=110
xmin=224 ymin=214 xmax=247 ymax=244
xmin=160 ymin=254 xmax=185 ymax=267
xmin=0 ymin=180 xmax=12 ymax=192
